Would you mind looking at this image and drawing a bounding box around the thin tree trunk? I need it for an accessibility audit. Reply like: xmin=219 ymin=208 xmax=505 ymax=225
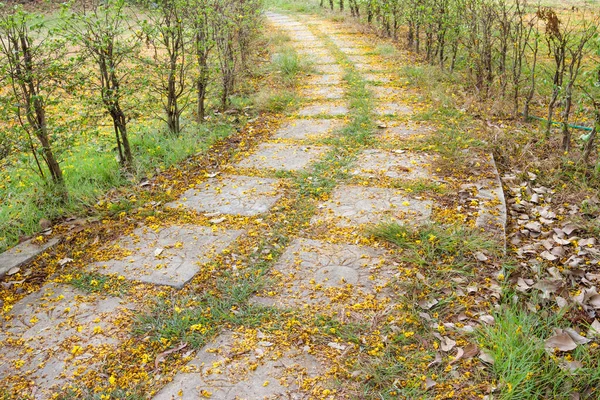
xmin=583 ymin=110 xmax=599 ymax=163
xmin=523 ymin=38 xmax=538 ymax=122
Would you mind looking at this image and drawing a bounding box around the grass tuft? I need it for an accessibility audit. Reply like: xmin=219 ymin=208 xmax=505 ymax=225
xmin=477 ymin=302 xmax=600 ymax=399
xmin=370 ymin=222 xmax=499 ymax=270
xmin=68 ymin=272 xmax=130 ymax=295
xmin=254 ymin=89 xmax=300 ymax=113
xmin=272 ymin=46 xmax=312 ymax=84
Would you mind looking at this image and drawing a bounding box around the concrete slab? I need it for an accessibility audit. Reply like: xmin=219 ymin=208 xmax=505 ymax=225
xmin=329 ymin=38 xmax=361 ymax=48
xmin=466 ymin=154 xmax=507 ymax=246
xmin=313 ymin=63 xmax=343 ymax=74
xmin=153 ymin=331 xmax=322 ymax=400
xmin=296 ymin=48 xmax=329 ymax=57
xmin=0 ymin=237 xmax=59 ymax=278
xmin=291 ymin=35 xmax=318 ymax=42
xmin=312 ymin=185 xmax=432 ymax=227
xmin=369 ymin=86 xmax=403 ymax=99
xmin=294 ymin=42 xmax=325 ymax=50
xmin=274 ymin=119 xmax=341 ymax=140
xmin=310 ymin=55 xmax=338 ymax=65
xmin=168 ymin=175 xmax=282 ymax=217
xmin=236 ymin=143 xmax=331 ymax=171
xmin=375 ymin=102 xmax=413 ymax=116
xmin=354 ymin=63 xmax=376 ymax=72
xmin=363 ymin=74 xmax=392 ymax=84
xmin=253 ymin=239 xmax=391 ymax=308
xmin=308 ymin=74 xmax=343 ymax=85
xmin=90 ymin=225 xmax=243 ymax=288
xmin=302 ymin=86 xmax=345 ymax=100
xmin=347 ymin=55 xmax=370 ymax=64
xmin=351 ymin=149 xmax=434 ymax=180
xmin=389 ymin=124 xmax=432 ymax=137
xmin=298 ymin=104 xmax=348 ymax=117
xmin=338 ymin=46 xmax=364 ymax=54
xmin=0 ymin=283 xmax=132 ymax=398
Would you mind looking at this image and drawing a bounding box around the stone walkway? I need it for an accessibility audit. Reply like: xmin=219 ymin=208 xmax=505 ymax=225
xmin=0 ymin=11 xmax=506 ymax=400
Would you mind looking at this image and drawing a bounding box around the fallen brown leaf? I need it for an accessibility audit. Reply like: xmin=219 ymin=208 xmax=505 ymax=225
xmin=154 ymin=342 xmax=188 ymax=370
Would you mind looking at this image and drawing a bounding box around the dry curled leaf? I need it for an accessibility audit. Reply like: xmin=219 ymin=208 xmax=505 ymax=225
xmin=440 ymin=336 xmax=456 ymax=352
xmin=58 ymin=258 xmax=73 ymax=267
xmin=425 ymin=377 xmax=437 ymax=390
xmin=541 ymin=251 xmax=558 ymax=261
xmin=418 ymin=298 xmax=438 ymax=310
xmin=449 ymin=347 xmax=464 ymax=365
xmin=463 ymin=343 xmax=479 ymax=359
xmin=545 ymin=331 xmax=577 ymax=352
xmin=587 ymin=320 xmax=600 ymax=338
xmin=154 ymin=342 xmax=187 ymax=370
xmin=479 ymin=349 xmax=495 ymax=365
xmin=564 ymin=328 xmax=590 ymax=345
xmin=427 ymin=352 xmax=442 ymax=369
xmin=328 ymin=342 xmax=346 ymax=351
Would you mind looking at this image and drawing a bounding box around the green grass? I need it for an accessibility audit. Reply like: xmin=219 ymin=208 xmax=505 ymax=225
xmin=56 ymin=387 xmax=145 ymax=400
xmin=370 ymin=222 xmax=499 ymax=270
xmin=268 ymin=31 xmax=292 ymax=46
xmin=252 ymin=40 xmax=310 ymax=113
xmin=264 ymin=0 xmax=321 ymax=13
xmin=69 ymin=271 xmax=131 ymax=295
xmin=391 ymin=179 xmax=448 ymax=194
xmin=134 ymin=278 xmax=285 ymax=348
xmin=272 ymin=46 xmax=311 ymax=84
xmin=254 ymin=89 xmax=300 ymax=113
xmin=371 ymin=43 xmax=397 ymax=57
xmin=0 ymin=120 xmax=235 ymax=253
xmin=295 ymin=149 xmax=354 ymax=197
xmin=477 ymin=302 xmax=600 ymax=399
xmin=314 ymin=314 xmax=368 ymax=344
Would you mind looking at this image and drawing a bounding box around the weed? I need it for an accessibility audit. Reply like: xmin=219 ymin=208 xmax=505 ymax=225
xmin=69 ymin=272 xmax=130 ymax=295
xmin=314 ymin=314 xmax=367 ymax=345
xmin=228 ymin=95 xmax=254 ymax=111
xmin=271 ymin=46 xmax=312 ymax=84
xmin=370 ymin=222 xmax=499 ymax=270
xmin=268 ymin=31 xmax=291 ymax=46
xmin=133 ymin=236 xmax=287 ymax=350
xmin=391 ymin=179 xmax=448 ymax=194
xmin=134 ymin=284 xmax=284 ymax=349
xmin=254 ymin=89 xmax=300 ymax=113
xmin=372 ymin=44 xmax=397 ymax=57
xmin=349 ymin=303 xmax=435 ymax=399
xmin=477 ymin=302 xmax=600 ymax=399
xmin=56 ymin=386 xmax=145 ymax=400
xmin=295 ymin=150 xmax=354 ymax=197
xmin=69 ymin=272 xmax=111 ymax=293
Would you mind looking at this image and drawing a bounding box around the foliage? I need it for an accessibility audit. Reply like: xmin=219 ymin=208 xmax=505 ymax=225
xmin=370 ymin=222 xmax=499 ymax=269
xmin=325 ymin=0 xmax=600 ymax=157
xmin=0 ymin=0 xmax=264 ymax=252
xmin=0 ymin=5 xmax=70 ymax=193
xmin=62 ymin=0 xmax=140 ymax=167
